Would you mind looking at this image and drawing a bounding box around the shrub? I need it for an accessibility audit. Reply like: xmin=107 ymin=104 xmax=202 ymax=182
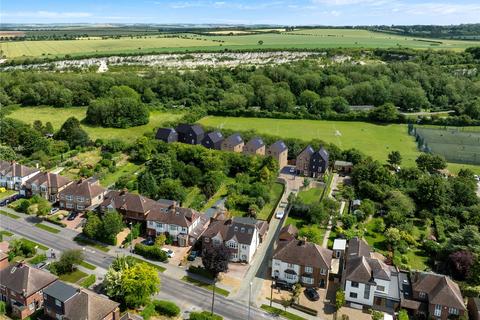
xmin=154 ymin=300 xmax=181 ymax=317
xmin=0 ymin=301 xmax=5 ymax=315
xmin=189 ymin=311 xmax=223 ymax=320
xmin=134 ymin=243 xmax=168 ymax=262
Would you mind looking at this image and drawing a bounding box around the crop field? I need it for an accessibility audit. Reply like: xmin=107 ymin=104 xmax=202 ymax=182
xmin=2 ymin=28 xmax=479 ymax=59
xmin=7 ymin=107 xmax=183 ymax=142
xmin=198 ymin=116 xmax=480 ymax=174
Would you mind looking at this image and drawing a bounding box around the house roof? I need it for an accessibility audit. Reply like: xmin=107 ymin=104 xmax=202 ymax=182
xmin=155 ymin=128 xmax=176 ymax=140
xmin=0 ymin=263 xmax=57 ymax=297
xmin=412 ymin=272 xmax=465 ymax=310
xmin=224 ymin=133 xmax=243 ymax=145
xmin=346 ymin=237 xmax=371 ymax=260
xmin=269 ymin=140 xmax=288 ymax=153
xmin=273 ymin=239 xmax=332 ymax=269
xmin=146 ymin=206 xmax=200 ymax=228
xmin=52 ymin=281 xmax=120 ymax=320
xmin=298 ymin=145 xmax=315 ymax=157
xmin=314 ymin=147 xmax=329 ymax=162
xmin=245 ymin=137 xmax=265 ymax=150
xmin=256 ymin=220 xmax=269 ymax=236
xmin=204 ymin=131 xmax=224 ymax=143
xmin=345 ymin=256 xmax=391 ymax=283
xmin=334 ymin=160 xmax=353 ymax=167
xmin=101 ymin=190 xmax=159 ymax=215
xmin=24 ymin=172 xmax=71 ymax=190
xmin=0 ymin=160 xmax=39 ymax=178
xmin=203 ymin=217 xmax=266 ymax=245
xmin=59 ymin=178 xmax=105 ymax=199
xmin=279 ymin=224 xmax=298 ymax=237
xmin=333 ymin=239 xmax=347 ymax=251
xmin=44 ymin=280 xmax=78 ymax=302
xmin=175 ymin=124 xmax=204 ymax=135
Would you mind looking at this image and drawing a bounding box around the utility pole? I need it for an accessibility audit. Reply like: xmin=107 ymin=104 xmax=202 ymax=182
xmin=129 ymin=222 xmax=133 ymax=253
xmin=211 ymin=277 xmax=216 ymax=315
xmin=248 ymin=281 xmax=252 ymax=320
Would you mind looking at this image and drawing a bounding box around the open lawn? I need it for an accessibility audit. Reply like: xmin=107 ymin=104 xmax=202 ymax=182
xmin=198 ymin=116 xmax=480 ymax=174
xmin=100 ymin=162 xmax=141 ymax=187
xmin=2 ymin=29 xmax=479 ymax=59
xmin=297 ymin=186 xmax=324 ymax=205
xmin=7 ymin=107 xmax=183 ymax=142
xmin=20 ymin=238 xmax=48 ymax=251
xmin=58 ymin=269 xmax=88 ymax=284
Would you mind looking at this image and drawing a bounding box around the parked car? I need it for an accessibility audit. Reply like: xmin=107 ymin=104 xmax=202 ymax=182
xmin=275 ymin=210 xmax=285 ymax=219
xmin=35 ymin=262 xmax=48 ymax=269
xmin=142 ymin=238 xmax=154 ymax=246
xmin=304 ymin=287 xmax=320 ymax=301
xmin=273 ymin=280 xmax=293 ymax=292
xmin=162 ymin=248 xmax=175 ymax=258
xmin=279 ymin=202 xmax=288 ymax=208
xmin=187 ymin=250 xmax=198 ymax=261
xmin=67 ymin=212 xmax=78 ymax=221
xmin=0 ymin=200 xmax=7 ymax=207
xmin=289 ymin=167 xmax=295 ymax=174
xmin=50 ymin=207 xmax=59 ymax=215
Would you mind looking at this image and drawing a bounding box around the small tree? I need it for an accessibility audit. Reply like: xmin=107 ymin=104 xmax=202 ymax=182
xmin=155 ymin=234 xmax=167 ymax=247
xmin=335 ymin=289 xmax=345 ymax=311
xmin=51 ymin=249 xmax=84 ymax=275
xmin=202 ymin=246 xmax=229 ymax=315
xmin=397 ymin=309 xmax=409 ymax=320
xmin=387 ymin=151 xmax=402 ymax=168
xmin=371 ymin=310 xmax=383 ymax=320
xmin=258 ymin=40 xmax=264 ymax=45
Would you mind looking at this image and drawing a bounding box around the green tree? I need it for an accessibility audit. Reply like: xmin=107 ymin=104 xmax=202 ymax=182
xmin=415 ymin=153 xmax=447 ymax=174
xmin=138 ymin=171 xmax=159 ymax=199
xmin=51 ymin=249 xmax=84 ymax=275
xmin=369 ymin=103 xmax=399 ymax=122
xmin=298 ymin=225 xmax=323 ymax=244
xmin=0 ymin=145 xmax=16 ymax=161
xmin=102 ymin=211 xmax=124 ymax=245
xmin=54 ymin=117 xmax=89 ymax=148
xmin=335 ymin=289 xmax=345 ymax=311
xmin=387 ymin=151 xmax=402 ymax=168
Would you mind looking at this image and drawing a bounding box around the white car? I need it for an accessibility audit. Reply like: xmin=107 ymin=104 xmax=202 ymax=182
xmin=289 ymin=167 xmax=295 ymax=174
xmin=162 ymin=248 xmax=175 ymax=258
xmin=275 ymin=210 xmax=285 ymax=219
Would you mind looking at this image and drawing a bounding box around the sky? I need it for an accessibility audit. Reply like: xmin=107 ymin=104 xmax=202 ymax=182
xmin=1 ymin=0 xmax=480 ymax=25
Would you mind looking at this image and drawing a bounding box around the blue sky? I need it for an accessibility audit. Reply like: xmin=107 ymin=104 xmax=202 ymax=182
xmin=1 ymin=0 xmax=479 ymax=25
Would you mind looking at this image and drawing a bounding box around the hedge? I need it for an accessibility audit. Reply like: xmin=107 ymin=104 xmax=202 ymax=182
xmin=153 ymin=300 xmax=181 ymax=317
xmin=189 ymin=311 xmax=223 ymax=320
xmin=134 ymin=243 xmax=168 ymax=262
xmin=188 ymin=265 xmax=215 ymax=280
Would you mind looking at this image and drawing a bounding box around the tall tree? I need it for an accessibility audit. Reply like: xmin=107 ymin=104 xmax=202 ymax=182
xmin=54 ymin=117 xmax=89 ymax=148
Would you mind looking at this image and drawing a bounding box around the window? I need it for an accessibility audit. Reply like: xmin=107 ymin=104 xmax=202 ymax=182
xmin=241 ymin=255 xmax=247 ymax=260
xmin=29 ymin=302 xmax=34 ymax=310
xmin=287 ymin=263 xmax=295 ymax=269
xmin=55 ymin=299 xmax=61 ymax=307
xmin=364 ymin=284 xmax=370 ymax=299
xmin=285 ymin=273 xmax=296 ymax=281
xmin=434 ymin=304 xmax=442 ymax=317
xmin=419 ymin=291 xmax=426 ymax=299
xmin=66 ymin=195 xmax=73 ymax=201
xmin=351 ymin=281 xmax=359 ymax=288
xmin=32 ymin=184 xmax=38 ymax=191
xmin=156 ymin=222 xmax=163 ymax=228
xmin=204 ymin=238 xmax=210 ymax=243
xmin=320 ymin=268 xmax=326 ymax=275
xmin=376 ymin=285 xmax=385 ymax=292
xmin=40 ymin=186 xmax=47 ymax=192
xmin=231 ymin=253 xmax=238 ymax=260
xmin=66 ymin=203 xmax=74 ymax=209
xmin=305 ymin=266 xmax=313 ymax=274
xmin=448 ymin=307 xmax=459 ymax=315
xmin=302 ymin=277 xmax=313 ymax=284
xmin=349 ymin=292 xmax=358 ymax=299
xmin=55 ymin=314 xmax=63 ymax=320
xmin=242 ymin=244 xmax=248 ymax=249
xmin=170 ymin=225 xmax=177 ymax=231
xmin=76 ymin=205 xmax=84 ymax=210
xmin=274 ymin=261 xmax=280 ymax=266
xmin=227 ymin=241 xmax=238 ymax=249
xmin=76 ymin=196 xmax=84 ymax=202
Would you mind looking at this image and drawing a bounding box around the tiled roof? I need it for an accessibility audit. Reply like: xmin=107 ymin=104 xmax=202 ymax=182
xmin=346 ymin=237 xmax=371 ymax=260
xmin=245 ymin=137 xmax=265 ymax=150
xmin=0 ymin=263 xmax=57 ymax=297
xmin=101 ymin=190 xmax=159 ymax=215
xmin=205 ymin=131 xmax=224 ymax=143
xmin=344 ymin=256 xmax=391 ymax=283
xmin=147 ymin=206 xmax=200 ymax=228
xmin=269 ymin=140 xmax=288 ymax=153
xmin=224 ymin=133 xmax=243 ymax=145
xmin=273 ymin=239 xmax=332 ymax=269
xmin=298 ymin=145 xmax=314 ymax=157
xmin=155 ymin=128 xmax=176 ymax=140
xmin=412 ymin=272 xmax=465 ymax=310
xmin=176 ymin=124 xmax=204 ymax=135
xmin=59 ymin=178 xmax=105 ymax=199
xmin=0 ymin=160 xmax=39 ymax=178
xmin=25 ymin=172 xmax=71 ymax=190
xmin=203 ymin=217 xmax=266 ymax=245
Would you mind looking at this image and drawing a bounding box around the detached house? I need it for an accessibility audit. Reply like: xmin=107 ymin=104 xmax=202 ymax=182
xmin=22 ymin=172 xmax=72 ymax=203
xmin=175 ymin=124 xmax=204 ymax=145
xmin=295 ymin=145 xmax=314 ymax=176
xmin=146 ymin=204 xmax=208 ymax=247
xmin=409 ymin=272 xmax=466 ymax=320
xmin=221 ymin=133 xmax=244 ymax=153
xmin=0 ymin=160 xmax=39 ymax=191
xmin=0 ymin=262 xmax=57 ymax=319
xmin=100 ymin=190 xmax=160 ymax=224
xmin=58 ymin=178 xmax=106 ymax=212
xmin=155 ymin=128 xmax=178 ymax=143
xmin=202 ymin=217 xmax=267 ymax=263
xmin=243 ymin=137 xmax=266 ymax=156
xmin=43 ymin=281 xmax=120 ymax=320
xmin=267 ymin=140 xmax=288 ymax=170
xmin=272 ymin=239 xmax=332 ymax=288
xmin=310 ymin=147 xmax=329 ymax=177
xmin=202 ymin=131 xmax=224 ymax=150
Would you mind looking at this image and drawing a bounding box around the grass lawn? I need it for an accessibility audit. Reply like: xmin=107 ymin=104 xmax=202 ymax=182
xmin=80 ymin=274 xmax=96 ymax=288
xmin=74 ymin=236 xmax=110 ymax=252
xmin=28 ymin=254 xmax=47 ymax=265
xmin=20 ymin=238 xmax=48 ymax=251
xmin=364 ymin=218 xmax=388 ymax=254
xmin=100 ymin=162 xmax=141 ymax=187
xmin=257 ymin=182 xmax=284 ymax=220
xmin=198 ymin=116 xmax=480 ymax=174
xmin=402 ymin=249 xmax=429 ymax=271
xmin=297 ymin=186 xmax=323 ymax=205
xmin=131 ymin=257 xmax=166 ymax=272
xmin=7 ymin=107 xmax=183 ymax=143
xmin=261 ymin=305 xmax=307 ymax=320
xmin=0 ymin=190 xmax=17 ymax=200
xmin=0 ymin=210 xmax=20 ymax=219
xmin=0 ymin=230 xmax=14 ymax=237
xmin=201 ymin=178 xmax=233 ymax=211
xmin=182 ymin=187 xmax=204 ymax=209
xmin=181 ymin=276 xmax=230 ymax=297
xmin=58 ymin=269 xmax=88 ymax=284
xmin=35 ymin=223 xmax=61 ymax=234
xmin=79 ymin=260 xmax=97 ymax=270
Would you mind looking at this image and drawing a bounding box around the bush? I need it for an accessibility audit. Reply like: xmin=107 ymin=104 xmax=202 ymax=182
xmin=188 ymin=265 xmax=215 ymax=280
xmin=154 ymin=300 xmax=181 ymax=317
xmin=134 ymin=243 xmax=168 ymax=262
xmin=189 ymin=311 xmax=223 ymax=320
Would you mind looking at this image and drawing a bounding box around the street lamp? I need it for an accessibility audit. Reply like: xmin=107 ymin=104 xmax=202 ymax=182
xmin=129 ymin=222 xmax=133 ymax=253
xmin=247 ymin=281 xmax=253 ymax=320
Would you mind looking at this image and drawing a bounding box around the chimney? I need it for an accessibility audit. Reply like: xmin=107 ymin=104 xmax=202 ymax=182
xmin=120 ymin=188 xmax=128 ymax=195
xmin=298 ymin=237 xmax=307 ymax=246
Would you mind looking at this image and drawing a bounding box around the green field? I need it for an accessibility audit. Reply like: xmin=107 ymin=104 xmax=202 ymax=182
xmin=198 ymin=116 xmax=480 ymax=174
xmin=7 ymin=107 xmax=183 ymax=142
xmin=2 ymin=28 xmax=479 ymax=59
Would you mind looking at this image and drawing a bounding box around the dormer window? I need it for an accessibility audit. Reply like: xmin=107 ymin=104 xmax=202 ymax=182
xmin=241 ymin=227 xmax=245 ymax=233
xmin=419 ymin=292 xmax=426 ymax=299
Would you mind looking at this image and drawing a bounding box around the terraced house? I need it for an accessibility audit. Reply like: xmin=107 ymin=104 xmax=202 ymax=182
xmin=0 ymin=160 xmax=39 ymax=191
xmin=22 ymin=172 xmax=72 ymax=202
xmin=0 ymin=262 xmax=57 ymax=319
xmin=58 ymin=178 xmax=106 ymax=212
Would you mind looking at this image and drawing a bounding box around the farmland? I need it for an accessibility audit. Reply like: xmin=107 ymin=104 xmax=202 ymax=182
xmin=7 ymin=106 xmax=183 ymax=142
xmin=2 ymin=28 xmax=480 ymax=59
xmin=198 ymin=116 xmax=480 ymax=174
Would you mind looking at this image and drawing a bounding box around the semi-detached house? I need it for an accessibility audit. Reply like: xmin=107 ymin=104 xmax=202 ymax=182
xmin=22 ymin=172 xmax=72 ymax=203
xmin=0 ymin=160 xmax=40 ymax=192
xmin=58 ymin=178 xmax=106 ymax=212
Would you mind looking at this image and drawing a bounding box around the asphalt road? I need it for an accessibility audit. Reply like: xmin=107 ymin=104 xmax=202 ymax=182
xmin=0 ymin=212 xmax=274 ymax=320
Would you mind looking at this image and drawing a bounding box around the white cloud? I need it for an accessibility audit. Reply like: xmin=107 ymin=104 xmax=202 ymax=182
xmin=2 ymin=10 xmax=92 ymax=18
xmin=401 ymin=2 xmax=480 ymax=15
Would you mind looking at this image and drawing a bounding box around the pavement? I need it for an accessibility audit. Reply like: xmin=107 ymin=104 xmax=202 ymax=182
xmin=0 ymin=207 xmax=275 ymax=320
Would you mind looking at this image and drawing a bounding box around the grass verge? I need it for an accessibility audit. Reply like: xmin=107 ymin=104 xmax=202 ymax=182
xmin=20 ymin=238 xmax=48 ymax=251
xmin=58 ymin=269 xmax=88 ymax=284
xmin=80 ymin=274 xmax=96 ymax=288
xmin=131 ymin=256 xmax=166 ymax=272
xmin=0 ymin=210 xmax=20 ymax=219
xmin=80 ymin=260 xmax=97 ymax=270
xmin=261 ymin=305 xmax=307 ymax=320
xmin=74 ymin=236 xmax=110 ymax=252
xmin=181 ymin=276 xmax=230 ymax=297
xmin=0 ymin=230 xmax=14 ymax=237
xmin=35 ymin=223 xmax=61 ymax=234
